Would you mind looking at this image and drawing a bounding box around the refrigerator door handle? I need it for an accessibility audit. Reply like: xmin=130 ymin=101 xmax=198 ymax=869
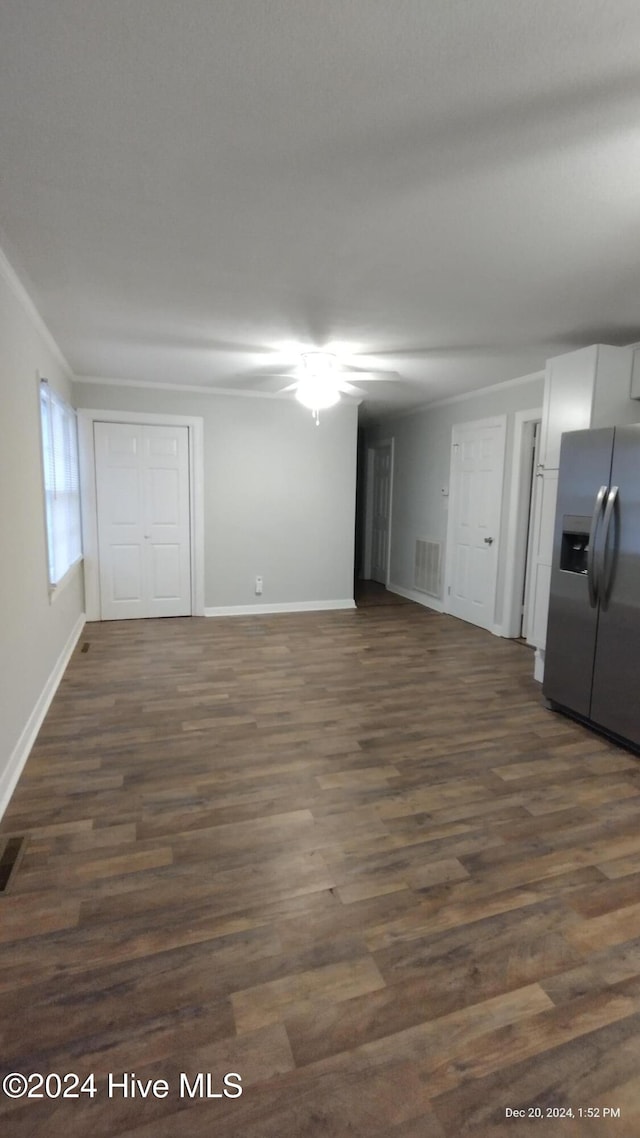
xmin=587 ymin=485 xmax=608 ymax=608
xmin=598 ymin=485 xmax=619 ymax=607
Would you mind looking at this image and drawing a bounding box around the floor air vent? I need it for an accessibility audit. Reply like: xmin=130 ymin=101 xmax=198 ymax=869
xmin=414 ymin=539 xmax=442 ymax=597
xmin=0 ymin=835 xmax=26 ymax=893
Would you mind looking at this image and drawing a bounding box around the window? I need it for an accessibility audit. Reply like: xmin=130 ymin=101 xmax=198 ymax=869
xmin=39 ymin=380 xmax=82 ymax=587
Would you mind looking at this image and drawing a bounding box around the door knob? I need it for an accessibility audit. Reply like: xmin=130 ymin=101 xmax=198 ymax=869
xmin=484 ymin=537 xmax=494 ymax=545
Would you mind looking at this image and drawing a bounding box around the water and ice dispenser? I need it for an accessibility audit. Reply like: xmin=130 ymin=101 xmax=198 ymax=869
xmin=559 ymin=516 xmax=590 ymax=574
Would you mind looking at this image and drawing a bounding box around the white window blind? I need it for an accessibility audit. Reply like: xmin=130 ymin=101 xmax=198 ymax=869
xmin=40 ymin=381 xmax=82 ymax=586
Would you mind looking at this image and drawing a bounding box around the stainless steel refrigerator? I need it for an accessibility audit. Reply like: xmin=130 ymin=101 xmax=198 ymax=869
xmin=543 ymin=425 xmax=640 ymax=750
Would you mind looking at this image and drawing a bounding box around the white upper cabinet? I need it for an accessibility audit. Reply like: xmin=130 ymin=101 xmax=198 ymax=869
xmin=540 ymin=345 xmax=634 ymax=471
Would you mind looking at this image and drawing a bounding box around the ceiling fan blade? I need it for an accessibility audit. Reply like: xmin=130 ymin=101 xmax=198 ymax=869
xmin=276 ymin=381 xmax=300 ymax=393
xmin=358 ymin=346 xmax=496 ymax=357
xmin=199 ymin=340 xmax=279 ymax=355
xmin=341 ymin=369 xmax=400 ymax=381
xmin=230 ymin=372 xmax=299 ymax=395
xmin=338 ymin=380 xmax=368 ymax=398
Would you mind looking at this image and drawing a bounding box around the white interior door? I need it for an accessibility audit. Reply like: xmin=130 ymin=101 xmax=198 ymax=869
xmin=370 ymin=443 xmax=392 ymax=584
xmin=95 ymin=422 xmax=192 ymax=619
xmin=446 ymin=417 xmax=506 ymax=631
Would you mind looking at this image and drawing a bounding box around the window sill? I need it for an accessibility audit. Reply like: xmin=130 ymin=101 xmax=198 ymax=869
xmin=49 ymin=557 xmax=84 ymax=604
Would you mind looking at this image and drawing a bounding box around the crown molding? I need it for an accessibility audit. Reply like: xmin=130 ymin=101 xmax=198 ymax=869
xmin=370 ymin=369 xmax=546 ymax=423
xmin=0 ymin=245 xmax=72 ymax=376
xmin=420 ymin=369 xmax=546 ymax=410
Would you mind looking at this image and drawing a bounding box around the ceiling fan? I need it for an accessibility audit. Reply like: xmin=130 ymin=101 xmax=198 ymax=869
xmin=246 ymin=351 xmax=399 ymax=423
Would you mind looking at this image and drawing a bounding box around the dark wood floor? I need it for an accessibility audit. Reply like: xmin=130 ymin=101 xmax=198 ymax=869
xmin=2 ymin=604 xmax=640 ymax=1136
xmin=355 ymin=580 xmax=413 ymax=606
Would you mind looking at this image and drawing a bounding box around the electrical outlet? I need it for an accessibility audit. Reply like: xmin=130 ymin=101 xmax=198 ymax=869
xmin=255 ymin=576 xmax=263 ymax=595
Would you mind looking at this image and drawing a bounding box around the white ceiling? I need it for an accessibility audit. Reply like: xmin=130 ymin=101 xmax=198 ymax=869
xmin=2 ymin=0 xmax=640 ymax=418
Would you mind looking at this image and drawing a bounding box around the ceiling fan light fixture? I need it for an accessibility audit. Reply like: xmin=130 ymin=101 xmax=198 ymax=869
xmin=295 ymin=376 xmax=341 ymax=424
xmin=295 ymin=377 xmax=340 ymax=410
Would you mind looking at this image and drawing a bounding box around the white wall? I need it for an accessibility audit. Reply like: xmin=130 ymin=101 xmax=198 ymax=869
xmin=365 ymin=375 xmax=545 ymax=627
xmin=73 ymin=382 xmax=359 ymax=610
xmin=0 ymin=263 xmax=85 ymax=815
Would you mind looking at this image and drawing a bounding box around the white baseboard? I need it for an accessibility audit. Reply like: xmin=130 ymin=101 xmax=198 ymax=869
xmin=388 ymin=584 xmax=512 ymax=640
xmin=204 ymin=599 xmax=356 ymax=617
xmin=534 ymin=647 xmax=545 ymax=683
xmin=0 ymin=613 xmax=86 ymax=822
xmin=387 ymin=583 xmax=445 ymax=613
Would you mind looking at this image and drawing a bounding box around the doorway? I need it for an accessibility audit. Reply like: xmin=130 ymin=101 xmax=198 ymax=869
xmin=521 ymin=422 xmax=541 ymax=639
xmin=501 ymin=408 xmax=543 ymax=639
xmin=363 ymin=440 xmax=394 ymax=586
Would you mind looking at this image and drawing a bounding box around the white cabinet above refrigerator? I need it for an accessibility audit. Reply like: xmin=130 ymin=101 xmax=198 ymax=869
xmin=540 ymin=345 xmax=634 ymax=472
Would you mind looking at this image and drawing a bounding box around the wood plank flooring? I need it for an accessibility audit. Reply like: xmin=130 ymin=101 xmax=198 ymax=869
xmin=2 ymin=604 xmax=640 ymax=1136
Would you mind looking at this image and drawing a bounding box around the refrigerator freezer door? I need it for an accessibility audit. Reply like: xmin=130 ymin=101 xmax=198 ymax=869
xmin=543 ymin=428 xmax=614 ymax=716
xmin=590 ymin=425 xmax=640 ymax=746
